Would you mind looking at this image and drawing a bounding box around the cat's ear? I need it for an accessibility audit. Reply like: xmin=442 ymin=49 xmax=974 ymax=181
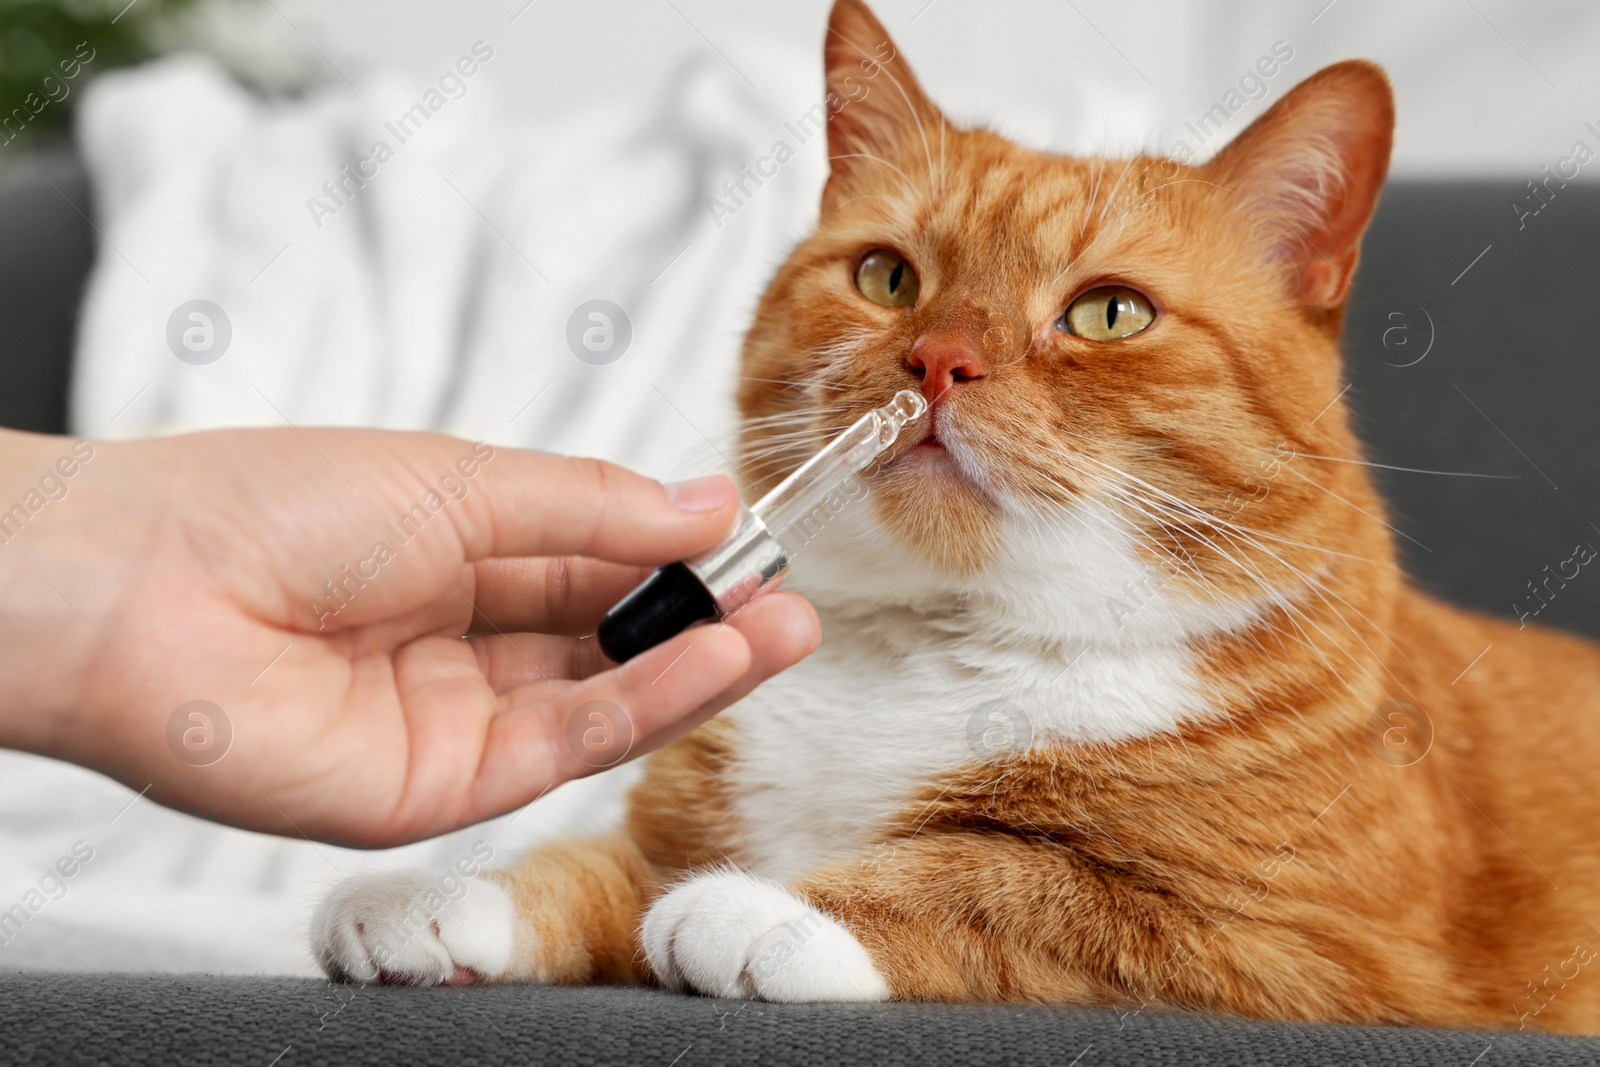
xmin=821 ymin=0 xmax=943 ymax=212
xmin=1204 ymin=60 xmax=1394 ymax=308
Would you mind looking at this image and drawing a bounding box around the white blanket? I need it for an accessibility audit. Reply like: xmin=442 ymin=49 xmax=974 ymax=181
xmin=71 ymin=45 xmax=821 ymax=471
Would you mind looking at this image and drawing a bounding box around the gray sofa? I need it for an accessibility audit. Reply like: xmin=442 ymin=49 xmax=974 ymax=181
xmin=3 ymin=147 xmax=1598 ymax=1064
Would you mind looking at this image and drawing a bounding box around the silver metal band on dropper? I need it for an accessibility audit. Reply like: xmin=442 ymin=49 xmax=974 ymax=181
xmin=685 ymin=504 xmax=789 ymax=616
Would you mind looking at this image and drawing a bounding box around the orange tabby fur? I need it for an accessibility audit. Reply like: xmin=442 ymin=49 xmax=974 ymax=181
xmin=427 ymin=1 xmax=1600 ymax=1031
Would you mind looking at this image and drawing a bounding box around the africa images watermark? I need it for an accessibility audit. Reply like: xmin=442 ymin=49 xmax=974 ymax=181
xmin=1509 ymin=117 xmax=1600 ymax=230
xmin=1514 ymin=937 xmax=1599 ymax=1030
xmin=0 ymin=41 xmax=96 ymax=150
xmin=1163 ymin=40 xmax=1294 ymax=165
xmin=362 ymin=840 xmax=496 ymax=977
xmin=308 ymin=442 xmax=496 ymax=630
xmin=1512 ymin=531 xmax=1597 ymax=629
xmin=705 ymin=38 xmax=897 ymax=229
xmin=0 ymin=441 xmax=96 ymax=548
xmin=305 ymin=39 xmax=496 ymax=230
xmin=0 ymin=841 xmax=96 ymax=952
xmin=772 ymin=473 xmax=867 ymax=557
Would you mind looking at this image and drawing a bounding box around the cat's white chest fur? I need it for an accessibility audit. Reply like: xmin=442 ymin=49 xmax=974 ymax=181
xmin=721 ymin=502 xmax=1263 ymax=883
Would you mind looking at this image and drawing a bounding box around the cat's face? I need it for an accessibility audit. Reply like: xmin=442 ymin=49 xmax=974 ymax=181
xmin=739 ymin=1 xmax=1394 ymax=621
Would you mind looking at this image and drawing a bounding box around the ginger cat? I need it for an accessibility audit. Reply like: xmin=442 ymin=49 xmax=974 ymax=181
xmin=314 ymin=0 xmax=1600 ymax=1032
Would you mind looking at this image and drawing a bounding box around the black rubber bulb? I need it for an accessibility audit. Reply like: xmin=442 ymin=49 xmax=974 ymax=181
xmin=596 ymin=562 xmax=721 ymax=663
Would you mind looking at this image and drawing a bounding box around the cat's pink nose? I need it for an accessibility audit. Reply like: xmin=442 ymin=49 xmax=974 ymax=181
xmin=905 ymin=340 xmax=987 ymax=407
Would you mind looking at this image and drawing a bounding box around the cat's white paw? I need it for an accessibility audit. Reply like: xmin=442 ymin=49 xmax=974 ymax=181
xmin=640 ymin=870 xmax=889 ymax=1002
xmin=312 ymin=870 xmax=517 ymax=985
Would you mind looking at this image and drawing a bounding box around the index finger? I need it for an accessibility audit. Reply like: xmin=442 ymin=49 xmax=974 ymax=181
xmin=432 ymin=443 xmax=743 ymax=566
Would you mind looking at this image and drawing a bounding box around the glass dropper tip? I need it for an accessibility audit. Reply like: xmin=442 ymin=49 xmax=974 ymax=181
xmin=888 ymin=388 xmax=928 ymax=426
xmin=868 ymin=388 xmax=928 ymax=449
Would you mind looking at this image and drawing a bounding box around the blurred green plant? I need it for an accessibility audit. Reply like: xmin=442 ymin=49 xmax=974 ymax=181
xmin=0 ymin=0 xmax=220 ymax=150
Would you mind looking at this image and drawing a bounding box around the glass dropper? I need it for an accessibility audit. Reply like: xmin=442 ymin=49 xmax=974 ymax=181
xmin=754 ymin=387 xmax=926 ymax=543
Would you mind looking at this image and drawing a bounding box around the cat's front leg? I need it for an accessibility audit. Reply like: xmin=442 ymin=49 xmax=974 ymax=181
xmin=644 ymin=833 xmax=1412 ymax=1017
xmin=313 ymin=833 xmax=656 ymax=986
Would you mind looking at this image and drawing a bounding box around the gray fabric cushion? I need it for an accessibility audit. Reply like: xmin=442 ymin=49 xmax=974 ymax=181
xmin=1342 ymin=181 xmax=1600 ymax=639
xmin=5 ymin=974 xmax=1598 ymax=1065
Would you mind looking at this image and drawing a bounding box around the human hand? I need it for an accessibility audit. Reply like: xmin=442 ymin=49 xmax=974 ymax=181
xmin=0 ymin=428 xmax=818 ymax=847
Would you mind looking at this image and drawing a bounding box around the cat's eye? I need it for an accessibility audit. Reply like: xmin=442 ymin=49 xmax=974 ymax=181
xmin=1061 ymin=286 xmax=1156 ymax=341
xmin=855 ymin=250 xmax=919 ymax=308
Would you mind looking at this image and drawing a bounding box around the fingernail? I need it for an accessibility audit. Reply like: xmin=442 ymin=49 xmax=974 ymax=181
xmin=666 ymin=474 xmax=737 ymax=512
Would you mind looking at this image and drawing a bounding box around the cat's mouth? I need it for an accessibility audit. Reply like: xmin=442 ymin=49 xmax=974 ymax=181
xmin=878 ymin=408 xmax=981 ymax=484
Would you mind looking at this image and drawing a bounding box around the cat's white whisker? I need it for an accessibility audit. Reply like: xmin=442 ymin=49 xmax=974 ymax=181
xmin=1291 ymin=452 xmax=1520 ymax=479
